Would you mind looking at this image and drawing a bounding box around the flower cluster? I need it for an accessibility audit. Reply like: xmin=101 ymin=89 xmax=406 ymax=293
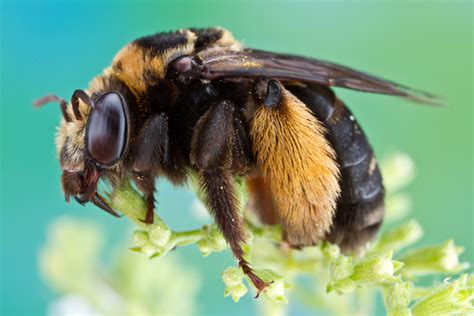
xmin=40 ymin=153 xmax=472 ymax=315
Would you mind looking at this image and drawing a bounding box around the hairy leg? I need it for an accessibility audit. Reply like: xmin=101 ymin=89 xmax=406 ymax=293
xmin=131 ymin=114 xmax=169 ymax=224
xmin=191 ymin=99 xmax=267 ymax=293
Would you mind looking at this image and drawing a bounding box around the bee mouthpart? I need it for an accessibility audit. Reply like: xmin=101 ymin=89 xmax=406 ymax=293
xmin=73 ymin=193 xmax=122 ymax=218
xmin=91 ymin=193 xmax=122 ymax=218
xmin=71 ymin=166 xmax=122 ymax=218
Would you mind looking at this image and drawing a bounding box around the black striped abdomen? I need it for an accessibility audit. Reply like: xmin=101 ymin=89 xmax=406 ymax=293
xmin=288 ymin=84 xmax=385 ymax=252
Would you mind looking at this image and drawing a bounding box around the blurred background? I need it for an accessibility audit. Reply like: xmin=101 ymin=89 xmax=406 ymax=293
xmin=1 ymin=0 xmax=472 ymax=315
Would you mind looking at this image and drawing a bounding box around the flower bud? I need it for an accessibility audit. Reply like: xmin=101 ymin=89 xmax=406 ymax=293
xmin=384 ymin=281 xmax=413 ymax=316
xmin=208 ymin=229 xmax=227 ymax=252
xmin=132 ymin=230 xmax=150 ymax=247
xmin=222 ymin=267 xmax=244 ymax=287
xmin=197 ymin=227 xmax=226 ymax=257
xmin=327 ymin=255 xmax=356 ymax=294
xmin=381 ymin=152 xmax=415 ymax=193
xmin=352 ymin=251 xmax=403 ymax=285
xmin=256 ymin=270 xmax=290 ymax=303
xmin=222 ymin=267 xmax=248 ymax=302
xmin=412 ymin=274 xmax=474 ymax=316
xmin=224 ymin=283 xmax=248 ymax=303
xmin=197 ymin=238 xmax=212 ymax=257
xmin=148 ymin=222 xmax=171 ymax=248
xmin=140 ymin=243 xmax=160 ymax=259
xmin=374 ymin=220 xmax=423 ymax=253
xmin=385 ymin=193 xmax=412 ymax=222
xmin=330 ymin=255 xmax=354 ymax=281
xmin=401 ymin=240 xmax=469 ymax=276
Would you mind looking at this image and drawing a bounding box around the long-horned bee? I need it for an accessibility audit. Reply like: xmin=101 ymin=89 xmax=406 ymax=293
xmin=35 ymin=28 xmax=438 ymax=292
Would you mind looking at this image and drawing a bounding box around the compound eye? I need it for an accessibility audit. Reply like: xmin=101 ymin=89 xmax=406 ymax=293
xmin=86 ymin=92 xmax=127 ymax=165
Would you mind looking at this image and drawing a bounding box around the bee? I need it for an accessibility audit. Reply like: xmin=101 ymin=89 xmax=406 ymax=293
xmin=35 ymin=27 xmax=438 ymax=292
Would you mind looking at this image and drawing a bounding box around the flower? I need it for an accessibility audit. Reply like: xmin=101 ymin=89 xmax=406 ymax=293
xmin=373 ymin=220 xmax=423 ymax=253
xmin=222 ymin=267 xmax=248 ymax=302
xmin=401 ymin=240 xmax=470 ymax=276
xmin=328 ymin=251 xmax=404 ymax=294
xmin=384 ymin=281 xmax=413 ymax=316
xmin=412 ymin=274 xmax=474 ymax=316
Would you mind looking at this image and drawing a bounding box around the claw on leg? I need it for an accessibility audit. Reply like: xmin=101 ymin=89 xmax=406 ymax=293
xmin=239 ymin=259 xmax=271 ymax=297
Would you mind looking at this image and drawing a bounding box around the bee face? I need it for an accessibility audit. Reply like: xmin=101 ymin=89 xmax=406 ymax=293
xmin=53 ymin=87 xmax=131 ymax=215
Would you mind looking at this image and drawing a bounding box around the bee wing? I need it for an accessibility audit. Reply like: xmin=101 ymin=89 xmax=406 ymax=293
xmin=195 ymin=49 xmax=442 ymax=105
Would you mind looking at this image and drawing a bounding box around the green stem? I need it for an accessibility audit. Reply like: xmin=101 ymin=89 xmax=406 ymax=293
xmin=172 ymin=229 xmax=206 ymax=246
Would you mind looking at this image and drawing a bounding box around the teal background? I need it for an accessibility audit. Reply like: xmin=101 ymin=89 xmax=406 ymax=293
xmin=1 ymin=0 xmax=472 ymax=315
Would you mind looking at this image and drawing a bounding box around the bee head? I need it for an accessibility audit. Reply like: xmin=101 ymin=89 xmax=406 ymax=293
xmin=34 ymin=89 xmax=130 ymax=204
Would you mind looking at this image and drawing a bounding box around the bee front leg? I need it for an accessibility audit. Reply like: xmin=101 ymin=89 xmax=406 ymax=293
xmin=132 ymin=172 xmax=156 ymax=224
xmin=131 ymin=113 xmax=171 ymax=224
xmin=191 ymin=100 xmax=268 ymax=294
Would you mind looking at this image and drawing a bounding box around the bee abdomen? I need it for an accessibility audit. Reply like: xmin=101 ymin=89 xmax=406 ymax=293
xmin=288 ymin=84 xmax=384 ymax=252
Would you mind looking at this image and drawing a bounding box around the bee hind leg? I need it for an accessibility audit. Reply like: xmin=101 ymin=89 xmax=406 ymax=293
xmin=199 ymin=170 xmax=268 ymax=293
xmin=192 ymin=99 xmax=269 ymax=294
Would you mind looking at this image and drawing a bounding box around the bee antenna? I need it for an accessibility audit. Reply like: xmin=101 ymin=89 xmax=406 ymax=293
xmin=33 ymin=95 xmax=72 ymax=122
xmin=71 ymin=89 xmax=93 ymax=120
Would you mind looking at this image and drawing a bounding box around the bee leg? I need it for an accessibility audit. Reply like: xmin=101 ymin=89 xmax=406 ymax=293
xmin=192 ymin=100 xmax=269 ymax=294
xmin=133 ymin=113 xmax=170 ymax=173
xmin=132 ymin=172 xmax=156 ymax=224
xmin=199 ymin=170 xmax=267 ymax=294
xmin=132 ymin=113 xmax=186 ymax=224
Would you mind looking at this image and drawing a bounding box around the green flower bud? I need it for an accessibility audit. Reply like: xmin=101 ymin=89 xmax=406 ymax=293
xmin=208 ymin=229 xmax=227 ymax=252
xmin=148 ymin=222 xmax=171 ymax=248
xmin=265 ymin=279 xmax=287 ymax=303
xmin=352 ymin=251 xmax=403 ymax=285
xmin=384 ymin=281 xmax=413 ymax=316
xmin=222 ymin=267 xmax=248 ymax=302
xmin=222 ymin=267 xmax=244 ymax=287
xmin=401 ymin=240 xmax=469 ymax=276
xmin=330 ymin=255 xmax=354 ymax=281
xmin=132 ymin=230 xmax=150 ymax=247
xmin=140 ymin=243 xmax=160 ymax=258
xmin=322 ymin=243 xmax=341 ymax=261
xmin=197 ymin=238 xmax=212 ymax=257
xmin=327 ymin=278 xmax=356 ymax=295
xmin=197 ymin=226 xmax=226 ymax=257
xmin=327 ymin=255 xmax=356 ymax=294
xmin=412 ymin=274 xmax=474 ymax=316
xmin=254 ymin=270 xmax=290 ymax=303
xmin=374 ymin=220 xmax=423 ymax=253
xmin=224 ymin=283 xmax=248 ymax=303
xmin=381 ymin=152 xmax=415 ymax=193
xmin=385 ymin=193 xmax=412 ymax=222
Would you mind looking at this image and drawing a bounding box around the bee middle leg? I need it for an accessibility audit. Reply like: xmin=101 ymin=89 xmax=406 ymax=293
xmin=191 ymin=99 xmax=268 ymax=293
